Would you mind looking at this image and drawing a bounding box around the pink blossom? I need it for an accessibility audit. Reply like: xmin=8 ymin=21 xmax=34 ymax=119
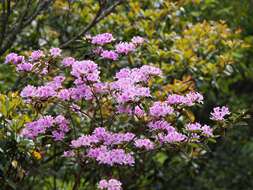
xmin=158 ymin=132 xmax=186 ymax=143
xmin=101 ymin=50 xmax=118 ymax=60
xmin=30 ymin=50 xmax=45 ymax=61
xmin=21 ymin=115 xmax=69 ymax=141
xmin=50 ymin=47 xmax=62 ymax=57
xmin=87 ymin=146 xmax=134 ymax=166
xmin=63 ymin=150 xmax=75 ymax=157
xmin=71 ymin=60 xmax=100 ymax=82
xmin=186 ymin=123 xmax=202 ymax=131
xmin=16 ymin=62 xmax=33 ymax=72
xmin=115 ymin=42 xmax=135 ymax=55
xmin=167 ymin=92 xmax=203 ymax=106
xmin=134 ymin=106 xmax=145 ymax=117
xmin=62 ymin=57 xmax=75 ymax=67
xmin=57 ymin=89 xmax=71 ymax=101
xmin=98 ymin=179 xmax=122 ymax=190
xmin=202 ymin=125 xmax=213 ymax=137
xmin=91 ymin=33 xmax=114 ymax=45
xmin=149 ymin=101 xmax=174 ymax=117
xmin=5 ymin=53 xmax=24 ymax=64
xmin=210 ymin=106 xmax=230 ymax=121
xmin=134 ymin=138 xmax=155 ymax=150
xmin=131 ymin=36 xmax=145 ymax=45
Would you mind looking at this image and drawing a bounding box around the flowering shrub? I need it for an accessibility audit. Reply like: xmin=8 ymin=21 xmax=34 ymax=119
xmin=2 ymin=33 xmax=239 ymax=189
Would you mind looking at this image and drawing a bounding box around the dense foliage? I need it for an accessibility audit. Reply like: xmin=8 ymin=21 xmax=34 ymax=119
xmin=0 ymin=0 xmax=252 ymax=190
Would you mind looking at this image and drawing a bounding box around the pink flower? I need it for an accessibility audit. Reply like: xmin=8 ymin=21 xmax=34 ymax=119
xmin=101 ymin=50 xmax=118 ymax=60
xmin=87 ymin=146 xmax=134 ymax=166
xmin=21 ymin=115 xmax=69 ymax=141
xmin=134 ymin=106 xmax=145 ymax=117
xmin=158 ymin=132 xmax=186 ymax=143
xmin=131 ymin=36 xmax=145 ymax=45
xmin=210 ymin=106 xmax=230 ymax=121
xmin=167 ymin=92 xmax=203 ymax=106
xmin=186 ymin=123 xmax=213 ymax=137
xmin=62 ymin=57 xmax=75 ymax=67
xmin=202 ymin=125 xmax=213 ymax=137
xmin=149 ymin=101 xmax=174 ymax=117
xmin=186 ymin=123 xmax=202 ymax=131
xmin=50 ymin=47 xmax=62 ymax=57
xmin=5 ymin=53 xmax=24 ymax=64
xmin=115 ymin=42 xmax=135 ymax=54
xmin=71 ymin=60 xmax=100 ymax=82
xmin=98 ymin=179 xmax=122 ymax=190
xmin=16 ymin=62 xmax=33 ymax=72
xmin=57 ymin=89 xmax=71 ymax=101
xmin=91 ymin=33 xmax=114 ymax=45
xmin=63 ymin=150 xmax=75 ymax=157
xmin=134 ymin=138 xmax=155 ymax=150
xmin=30 ymin=50 xmax=45 ymax=61
xmin=98 ymin=179 xmax=109 ymax=189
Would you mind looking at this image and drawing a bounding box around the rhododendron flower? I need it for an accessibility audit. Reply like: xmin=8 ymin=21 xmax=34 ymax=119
xmin=131 ymin=36 xmax=145 ymax=45
xmin=98 ymin=179 xmax=122 ymax=190
xmin=210 ymin=106 xmax=230 ymax=121
xmin=63 ymin=150 xmax=75 ymax=157
xmin=186 ymin=123 xmax=213 ymax=137
xmin=50 ymin=47 xmax=62 ymax=57
xmin=134 ymin=106 xmax=145 ymax=117
xmin=149 ymin=101 xmax=174 ymax=117
xmin=101 ymin=50 xmax=118 ymax=60
xmin=91 ymin=33 xmax=114 ymax=45
xmin=62 ymin=57 xmax=75 ymax=67
xmin=115 ymin=42 xmax=135 ymax=54
xmin=5 ymin=53 xmax=24 ymax=64
xmin=57 ymin=89 xmax=71 ymax=101
xmin=30 ymin=50 xmax=45 ymax=61
xmin=21 ymin=115 xmax=69 ymax=141
xmin=202 ymin=125 xmax=213 ymax=137
xmin=167 ymin=92 xmax=203 ymax=106
xmin=134 ymin=138 xmax=155 ymax=150
xmin=186 ymin=123 xmax=202 ymax=131
xmin=71 ymin=60 xmax=100 ymax=82
xmin=158 ymin=131 xmax=186 ymax=143
xmin=148 ymin=120 xmax=175 ymax=132
xmin=87 ymin=146 xmax=135 ymax=166
xmin=16 ymin=62 xmax=33 ymax=72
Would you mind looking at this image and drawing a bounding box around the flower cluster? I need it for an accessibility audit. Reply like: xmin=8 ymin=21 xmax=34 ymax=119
xmin=5 ymin=53 xmax=24 ymax=65
xmin=5 ymin=47 xmax=62 ymax=74
xmin=110 ymin=65 xmax=162 ymax=103
xmin=149 ymin=101 xmax=174 ymax=117
xmin=90 ymin=33 xmax=144 ymax=60
xmin=87 ymin=146 xmax=134 ymax=166
xmin=71 ymin=127 xmax=135 ymax=148
xmin=21 ymin=115 xmax=69 ymax=141
xmin=167 ymin=92 xmax=203 ymax=106
xmin=8 ymin=34 xmax=232 ymax=189
xmin=21 ymin=76 xmax=65 ymax=101
xmin=148 ymin=120 xmax=186 ymax=143
xmin=186 ymin=123 xmax=213 ymax=137
xmin=98 ymin=179 xmax=122 ymax=190
xmin=91 ymin=33 xmax=114 ymax=45
xmin=134 ymin=138 xmax=155 ymax=150
xmin=210 ymin=106 xmax=230 ymax=121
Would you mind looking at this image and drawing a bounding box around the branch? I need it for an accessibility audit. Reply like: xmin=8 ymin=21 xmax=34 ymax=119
xmin=60 ymin=0 xmax=125 ymax=48
xmin=0 ymin=0 xmax=53 ymax=56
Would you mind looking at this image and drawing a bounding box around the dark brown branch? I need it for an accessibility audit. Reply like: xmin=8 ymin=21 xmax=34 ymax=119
xmin=60 ymin=0 xmax=125 ymax=48
xmin=0 ymin=0 xmax=53 ymax=56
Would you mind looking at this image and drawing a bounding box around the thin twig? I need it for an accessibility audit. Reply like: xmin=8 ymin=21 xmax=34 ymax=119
xmin=60 ymin=0 xmax=125 ymax=48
